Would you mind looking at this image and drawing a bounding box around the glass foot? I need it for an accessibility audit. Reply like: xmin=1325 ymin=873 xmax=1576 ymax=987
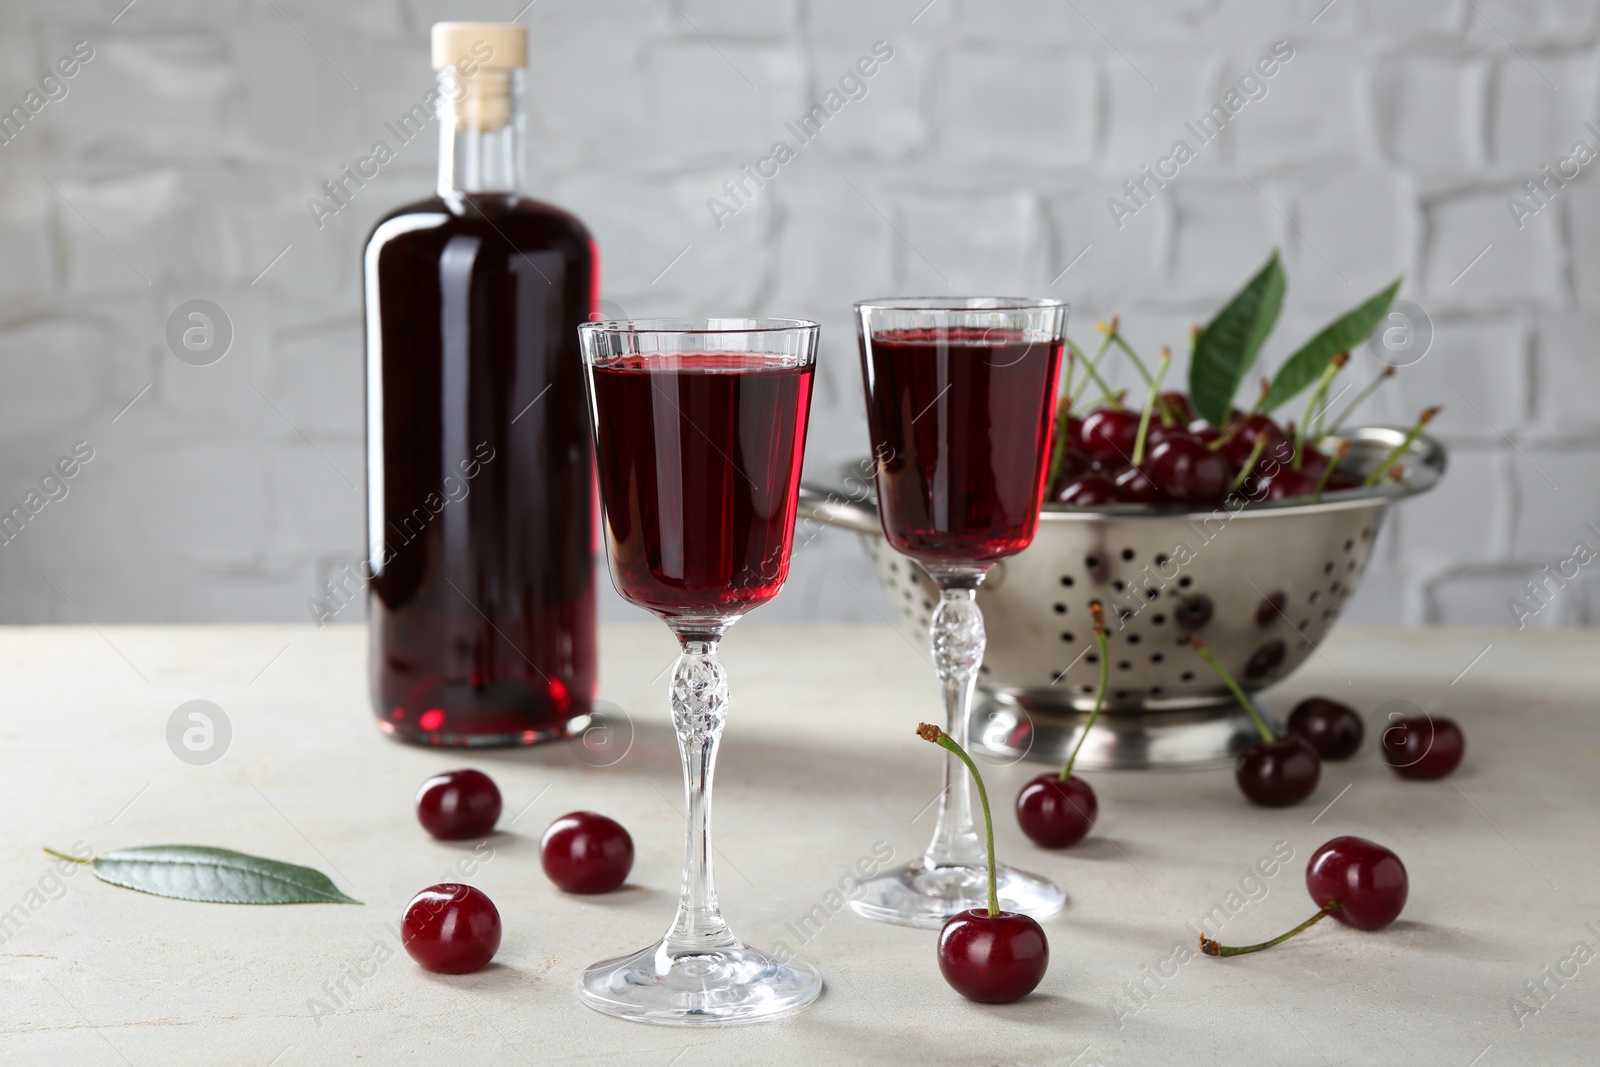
xmin=577 ymin=939 xmax=822 ymax=1026
xmin=848 ymin=858 xmax=1065 ymax=929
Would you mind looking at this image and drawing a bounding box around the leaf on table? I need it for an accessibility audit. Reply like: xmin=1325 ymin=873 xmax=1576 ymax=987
xmin=87 ymin=845 xmax=361 ymax=905
xmin=1188 ymin=251 xmax=1286 ymax=426
xmin=1260 ymin=275 xmax=1403 ymax=414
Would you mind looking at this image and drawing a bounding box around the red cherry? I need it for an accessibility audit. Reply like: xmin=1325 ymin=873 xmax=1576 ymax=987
xmin=1054 ymin=474 xmax=1120 ymax=506
xmin=1287 ymin=698 xmax=1364 ymax=760
xmin=1380 ymin=716 xmax=1464 ymax=780
xmin=1015 ymin=774 xmax=1097 ymax=848
xmin=416 ymin=769 xmax=502 ymax=841
xmin=402 ymin=883 xmax=502 ymax=974
xmin=1111 ymin=464 xmax=1169 ymax=505
xmin=1306 ymin=836 xmax=1409 ymax=930
xmin=1201 ymin=836 xmax=1408 ymax=957
xmin=1235 ymin=736 xmax=1320 ymax=807
xmin=1173 ymin=594 xmax=1213 ymax=630
xmin=1050 ymin=447 xmax=1094 ymax=489
xmin=1259 ymin=467 xmax=1319 ymax=501
xmin=1146 ymin=436 xmax=1230 ymax=504
xmin=1222 ymin=414 xmax=1286 ymax=467
xmin=1080 ymin=408 xmax=1141 ymax=461
xmin=937 ymin=909 xmax=1049 ymax=1003
xmin=1159 ymin=392 xmax=1194 ymax=425
xmin=539 ymin=811 xmax=634 ymax=893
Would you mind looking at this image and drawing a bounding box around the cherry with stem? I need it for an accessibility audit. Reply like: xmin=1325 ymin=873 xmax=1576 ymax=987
xmin=1200 ymin=836 xmax=1408 ymax=957
xmin=920 ymin=723 xmax=1049 ymax=1004
xmin=1130 ymin=349 xmax=1171 ymax=468
xmin=1185 ymin=634 xmax=1320 ymax=807
xmin=1016 ymin=604 xmax=1109 ymax=848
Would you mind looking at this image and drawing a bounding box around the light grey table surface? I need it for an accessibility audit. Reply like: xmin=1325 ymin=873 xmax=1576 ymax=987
xmin=0 ymin=623 xmax=1594 ymax=1066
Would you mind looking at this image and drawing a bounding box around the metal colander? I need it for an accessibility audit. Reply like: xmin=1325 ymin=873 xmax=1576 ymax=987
xmin=798 ymin=426 xmax=1447 ymax=769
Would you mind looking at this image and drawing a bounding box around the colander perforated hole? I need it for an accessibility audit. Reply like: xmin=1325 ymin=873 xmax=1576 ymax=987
xmin=1155 ymin=554 xmax=1169 ymax=567
xmin=1059 ymin=575 xmax=1075 ymax=587
xmin=1115 ymin=689 xmax=1131 ymax=700
xmin=1361 ymin=527 xmax=1372 ymax=541
xmin=1309 ymin=591 xmax=1321 ymax=604
xmin=1085 ymin=652 xmax=1099 ymax=664
xmin=1180 ymin=670 xmax=1194 ymax=681
xmin=1322 ymin=608 xmax=1334 ymax=620
xmin=1344 ymin=538 xmax=1355 ymax=551
xmin=1323 ymin=561 xmax=1335 ymax=575
xmin=1145 ymin=587 xmax=1159 ymax=600
xmin=979 ymin=664 xmax=990 ymax=674
xmin=1079 ymin=684 xmax=1094 ymax=694
xmin=1178 ymin=576 xmax=1193 ymax=589
xmin=923 ymin=599 xmax=933 ymax=610
xmin=1112 ymin=579 xmax=1125 ymax=591
xmin=1060 ymin=632 xmax=1075 ymax=642
xmin=1150 ymin=652 xmax=1164 ymax=663
xmin=889 ymin=561 xmax=899 ymax=574
xmin=1121 ymin=548 xmax=1136 ymax=561
xmin=1118 ymin=660 xmax=1132 ymax=671
xmin=1298 ymin=618 xmax=1310 ymax=630
xmin=1053 ymin=603 xmax=1067 ymax=614
xmin=1127 ymin=633 xmax=1141 ymax=645
xmin=1346 ymin=560 xmax=1356 ymax=572
xmin=1149 ymin=686 xmax=1164 ymax=695
xmin=1152 ymin=613 xmax=1166 ymax=625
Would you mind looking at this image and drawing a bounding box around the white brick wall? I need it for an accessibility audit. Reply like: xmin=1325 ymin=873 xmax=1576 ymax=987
xmin=0 ymin=0 xmax=1596 ymax=632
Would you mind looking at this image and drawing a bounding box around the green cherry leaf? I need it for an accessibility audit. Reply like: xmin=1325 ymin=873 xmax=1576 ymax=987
xmin=73 ymin=846 xmax=361 ymax=905
xmin=1261 ymin=275 xmax=1404 ymax=413
xmin=1188 ymin=251 xmax=1287 ymax=426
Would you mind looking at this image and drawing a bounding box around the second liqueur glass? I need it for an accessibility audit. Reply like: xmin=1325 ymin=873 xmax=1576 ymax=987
xmin=577 ymin=318 xmax=822 ymax=1024
xmin=851 ymin=297 xmax=1068 ymax=928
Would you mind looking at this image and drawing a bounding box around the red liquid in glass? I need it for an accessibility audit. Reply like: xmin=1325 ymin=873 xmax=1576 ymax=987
xmin=861 ymin=327 xmax=1062 ymax=564
xmin=364 ymin=194 xmax=597 ymax=745
xmin=587 ymin=356 xmax=814 ymax=622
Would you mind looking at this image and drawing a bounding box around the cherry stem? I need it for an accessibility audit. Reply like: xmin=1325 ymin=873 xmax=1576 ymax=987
xmin=1362 ymin=406 xmax=1440 ymax=487
xmin=1060 ymin=604 xmax=1109 ymax=782
xmin=1300 ymin=352 xmax=1348 ymax=446
xmin=1229 ymin=435 xmax=1268 ymax=494
xmin=44 ymin=847 xmax=91 ymax=864
xmin=1249 ymin=376 xmax=1271 ymax=416
xmin=1075 ymin=341 xmax=1120 ymax=411
xmin=1130 ymin=351 xmax=1171 ymax=467
xmin=1061 ymin=347 xmax=1080 ymax=404
xmin=1200 ymin=901 xmax=1341 ymax=957
xmin=917 ymin=723 xmax=999 ymax=917
xmin=1111 ymin=332 xmax=1155 ymax=388
xmin=1312 ymin=440 xmax=1350 ymax=500
xmin=1327 ymin=366 xmax=1395 ymax=435
xmin=1208 ymin=414 xmax=1247 ymax=452
xmin=1046 ymin=394 xmax=1077 ymax=490
xmin=1185 ymin=636 xmax=1274 ymax=742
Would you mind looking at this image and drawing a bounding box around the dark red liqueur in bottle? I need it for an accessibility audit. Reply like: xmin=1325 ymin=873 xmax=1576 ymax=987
xmin=861 ymin=327 xmax=1062 ymax=564
xmin=587 ymin=355 xmax=814 ymax=621
xmin=363 ymin=23 xmax=596 ymax=745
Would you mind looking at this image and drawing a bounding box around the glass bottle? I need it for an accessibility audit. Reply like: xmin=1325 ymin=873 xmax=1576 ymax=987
xmin=362 ymin=22 xmax=597 ymax=745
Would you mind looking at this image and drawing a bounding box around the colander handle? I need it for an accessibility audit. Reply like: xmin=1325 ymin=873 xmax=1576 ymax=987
xmin=796 ymin=484 xmax=881 ymax=537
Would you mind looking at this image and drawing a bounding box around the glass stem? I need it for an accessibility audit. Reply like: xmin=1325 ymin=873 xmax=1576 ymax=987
xmin=661 ymin=637 xmax=737 ymax=955
xmin=923 ymin=571 xmax=990 ymax=870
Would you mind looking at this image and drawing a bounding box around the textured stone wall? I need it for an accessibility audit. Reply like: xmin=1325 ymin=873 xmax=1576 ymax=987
xmin=0 ymin=0 xmax=1592 ymax=629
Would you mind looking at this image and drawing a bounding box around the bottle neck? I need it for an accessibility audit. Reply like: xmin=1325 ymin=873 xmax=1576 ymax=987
xmin=436 ymin=67 xmax=525 ymax=200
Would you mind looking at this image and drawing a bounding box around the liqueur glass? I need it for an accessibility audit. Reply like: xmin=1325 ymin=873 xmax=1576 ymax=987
xmin=576 ymin=318 xmax=822 ymax=1024
xmin=851 ymin=297 xmax=1068 ymax=928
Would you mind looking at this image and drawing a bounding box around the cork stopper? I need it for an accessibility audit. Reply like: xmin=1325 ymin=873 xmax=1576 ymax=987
xmin=431 ymin=23 xmax=526 ymax=131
